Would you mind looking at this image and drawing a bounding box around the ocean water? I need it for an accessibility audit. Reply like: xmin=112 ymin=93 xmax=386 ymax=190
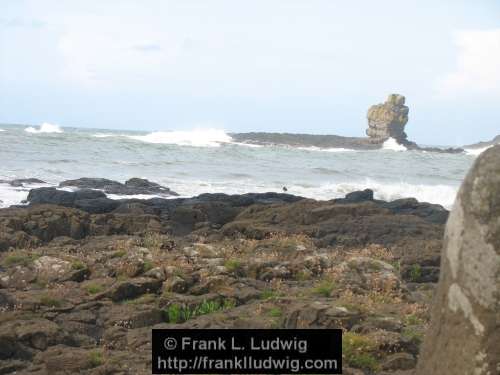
xmin=0 ymin=123 xmax=483 ymax=209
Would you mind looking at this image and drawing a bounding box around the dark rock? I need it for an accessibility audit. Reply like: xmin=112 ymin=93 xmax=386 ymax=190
xmin=124 ymin=177 xmax=179 ymax=196
xmin=379 ymin=198 xmax=449 ymax=224
xmin=27 ymin=188 xmax=76 ymax=206
xmin=101 ymin=278 xmax=162 ymax=302
xmin=59 ymin=177 xmax=178 ymax=196
xmin=73 ymin=198 xmax=120 ymax=214
xmin=9 ymin=178 xmax=46 ymax=187
xmin=339 ymin=189 xmax=374 ymax=203
xmin=59 ymin=177 xmax=122 ymax=191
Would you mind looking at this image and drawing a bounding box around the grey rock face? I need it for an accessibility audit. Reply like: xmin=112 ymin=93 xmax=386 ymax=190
xmin=416 ymin=145 xmax=500 ymax=375
xmin=366 ymin=94 xmax=409 ymax=142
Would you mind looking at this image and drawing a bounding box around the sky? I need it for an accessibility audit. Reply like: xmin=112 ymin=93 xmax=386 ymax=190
xmin=1 ymin=0 xmax=499 ymax=146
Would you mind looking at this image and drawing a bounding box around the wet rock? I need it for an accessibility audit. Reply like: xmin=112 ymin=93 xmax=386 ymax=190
xmin=339 ymin=189 xmax=374 ymax=203
xmin=8 ymin=178 xmax=46 ymax=187
xmin=124 ymin=177 xmax=179 ymax=196
xmin=27 ymin=187 xmax=119 ymax=214
xmin=27 ymin=188 xmax=77 ymax=206
xmin=59 ymin=177 xmax=178 ymax=196
xmin=416 ymin=145 xmax=500 ymax=375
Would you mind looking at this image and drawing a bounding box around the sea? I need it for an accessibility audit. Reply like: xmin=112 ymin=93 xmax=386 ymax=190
xmin=0 ymin=122 xmax=491 ymax=210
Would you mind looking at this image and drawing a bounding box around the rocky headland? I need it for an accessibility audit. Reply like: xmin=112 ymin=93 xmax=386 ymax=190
xmin=0 ymin=174 xmax=449 ymax=374
xmin=232 ymin=94 xmax=464 ymax=153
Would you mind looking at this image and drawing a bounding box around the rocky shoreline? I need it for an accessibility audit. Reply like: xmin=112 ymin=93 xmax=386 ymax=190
xmin=0 ymin=177 xmax=449 ymax=374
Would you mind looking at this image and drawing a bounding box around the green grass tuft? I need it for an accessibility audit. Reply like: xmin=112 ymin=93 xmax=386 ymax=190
xmin=39 ymin=295 xmax=63 ymax=308
xmin=342 ymin=332 xmax=379 ymax=371
xmin=88 ymin=350 xmax=103 ymax=367
xmin=164 ymin=299 xmax=236 ymax=323
xmin=409 ymin=264 xmax=422 ymax=282
xmin=85 ymin=283 xmax=104 ymax=295
xmin=268 ymin=307 xmax=282 ymax=318
xmin=312 ymin=280 xmax=336 ymax=297
xmin=3 ymin=253 xmax=39 ymax=267
xmin=71 ymin=260 xmax=86 ymax=270
xmin=224 ymin=259 xmax=243 ymax=273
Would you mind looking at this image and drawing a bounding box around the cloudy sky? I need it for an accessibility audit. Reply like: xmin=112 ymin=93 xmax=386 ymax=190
xmin=1 ymin=0 xmax=499 ymax=145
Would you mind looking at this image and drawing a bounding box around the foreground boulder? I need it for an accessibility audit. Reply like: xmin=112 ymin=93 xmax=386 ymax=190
xmin=366 ymin=94 xmax=409 ymax=144
xmin=416 ymin=145 xmax=500 ymax=374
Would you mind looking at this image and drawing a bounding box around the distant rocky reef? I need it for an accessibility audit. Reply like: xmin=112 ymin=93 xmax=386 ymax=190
xmin=232 ymin=94 xmax=464 ymax=153
xmin=463 ymin=134 xmax=500 ymax=149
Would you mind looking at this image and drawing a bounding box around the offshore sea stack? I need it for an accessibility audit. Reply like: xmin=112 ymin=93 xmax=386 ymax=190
xmin=366 ymin=94 xmax=409 ymax=144
xmin=416 ymin=145 xmax=500 ymax=374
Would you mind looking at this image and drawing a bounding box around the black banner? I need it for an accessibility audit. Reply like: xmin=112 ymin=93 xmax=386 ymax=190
xmin=152 ymin=329 xmax=342 ymax=374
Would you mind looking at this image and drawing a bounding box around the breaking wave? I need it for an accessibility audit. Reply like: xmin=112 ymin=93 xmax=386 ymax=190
xmin=25 ymin=122 xmax=63 ymax=134
xmin=289 ymin=179 xmax=458 ymax=208
xmin=127 ymin=129 xmax=233 ymax=147
xmin=464 ymin=145 xmax=494 ymax=156
xmin=382 ymin=137 xmax=407 ymax=151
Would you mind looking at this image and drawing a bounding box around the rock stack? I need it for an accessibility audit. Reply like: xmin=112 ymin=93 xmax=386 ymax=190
xmin=416 ymin=145 xmax=500 ymax=374
xmin=366 ymin=94 xmax=409 ymax=143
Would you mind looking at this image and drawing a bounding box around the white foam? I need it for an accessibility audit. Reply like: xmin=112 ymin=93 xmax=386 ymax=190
xmin=465 ymin=145 xmax=494 ymax=156
xmin=160 ymin=177 xmax=458 ymax=209
xmin=297 ymin=146 xmax=356 ymax=153
xmin=282 ymin=179 xmax=457 ymax=209
xmin=25 ymin=122 xmax=63 ymax=134
xmin=0 ymin=129 xmax=5 ymax=132
xmin=229 ymin=142 xmax=264 ymax=148
xmin=128 ymin=129 xmax=232 ymax=147
xmin=92 ymin=133 xmax=117 ymax=138
xmin=0 ymin=182 xmax=51 ymax=208
xmin=382 ymin=137 xmax=407 ymax=151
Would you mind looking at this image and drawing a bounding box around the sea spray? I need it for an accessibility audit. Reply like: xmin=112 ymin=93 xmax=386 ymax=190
xmin=382 ymin=137 xmax=407 ymax=151
xmin=25 ymin=122 xmax=63 ymax=134
xmin=128 ymin=129 xmax=232 ymax=147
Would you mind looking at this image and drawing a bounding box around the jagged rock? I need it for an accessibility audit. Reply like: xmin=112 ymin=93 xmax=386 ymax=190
xmin=367 ymin=94 xmax=409 ymax=143
xmin=339 ymin=189 xmax=374 ymax=203
xmin=59 ymin=177 xmax=178 ymax=196
xmin=416 ymin=145 xmax=500 ymax=374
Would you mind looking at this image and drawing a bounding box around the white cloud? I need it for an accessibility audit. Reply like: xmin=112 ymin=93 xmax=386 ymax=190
xmin=436 ymin=29 xmax=500 ymax=98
